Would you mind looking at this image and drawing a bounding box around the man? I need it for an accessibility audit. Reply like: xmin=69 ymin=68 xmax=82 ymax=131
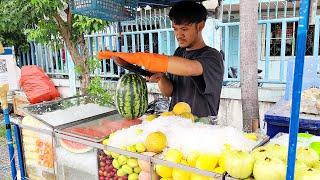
xmin=98 ymin=1 xmax=224 ymax=117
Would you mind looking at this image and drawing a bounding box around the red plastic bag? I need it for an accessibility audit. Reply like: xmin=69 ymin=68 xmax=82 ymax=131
xmin=20 ymin=66 xmax=60 ymax=104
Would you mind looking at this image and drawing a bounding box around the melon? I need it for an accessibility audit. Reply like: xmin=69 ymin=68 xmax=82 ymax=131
xmin=115 ymin=73 xmax=148 ymax=119
xmin=60 ymin=139 xmax=93 ymax=153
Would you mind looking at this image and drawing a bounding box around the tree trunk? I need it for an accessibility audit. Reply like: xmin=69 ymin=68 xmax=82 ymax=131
xmin=79 ymin=55 xmax=90 ymax=94
xmin=53 ymin=12 xmax=91 ymax=94
xmin=240 ymin=0 xmax=259 ymax=132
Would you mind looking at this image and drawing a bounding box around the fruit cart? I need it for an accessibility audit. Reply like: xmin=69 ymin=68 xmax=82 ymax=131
xmin=13 ymin=92 xmax=270 ymax=180
xmin=15 ymin=95 xmax=119 ymax=180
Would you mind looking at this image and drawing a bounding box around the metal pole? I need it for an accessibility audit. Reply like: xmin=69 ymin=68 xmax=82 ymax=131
xmin=0 ymin=84 xmax=17 ymax=180
xmin=286 ymin=0 xmax=311 ymax=180
xmin=14 ymin=124 xmax=26 ymax=179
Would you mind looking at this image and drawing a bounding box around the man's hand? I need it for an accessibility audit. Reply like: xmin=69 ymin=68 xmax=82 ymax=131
xmin=146 ymin=73 xmax=164 ymax=83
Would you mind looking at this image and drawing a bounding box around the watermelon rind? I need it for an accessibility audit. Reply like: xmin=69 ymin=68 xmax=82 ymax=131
xmin=60 ymin=139 xmax=93 ymax=153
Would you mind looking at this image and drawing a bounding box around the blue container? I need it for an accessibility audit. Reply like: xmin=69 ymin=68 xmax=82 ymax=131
xmin=265 ymin=100 xmax=320 ymax=138
xmin=69 ymin=0 xmax=137 ymax=21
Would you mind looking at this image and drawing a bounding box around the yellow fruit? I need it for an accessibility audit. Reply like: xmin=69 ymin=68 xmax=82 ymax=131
xmin=244 ymin=133 xmax=258 ymax=141
xmin=110 ymin=152 xmax=120 ymax=159
xmin=102 ymin=138 xmax=110 ymax=155
xmin=161 ymin=111 xmax=175 ymax=117
xmin=219 ymin=146 xmax=233 ymax=169
xmin=156 ymin=164 xmax=173 ymax=178
xmin=102 ymin=138 xmax=109 ymax=145
xmin=190 ymin=173 xmax=214 ymax=180
xmin=160 ymin=178 xmax=173 ymax=180
xmin=172 ymin=168 xmax=191 ymax=180
xmin=180 ymin=112 xmax=195 ymax=122
xmin=213 ymin=166 xmax=225 ymax=174
xmin=180 ymin=159 xmax=188 ymax=165
xmin=165 ymin=149 xmax=184 ymax=163
xmin=127 ymin=145 xmax=137 ymax=152
xmin=173 ymin=102 xmax=191 ymax=115
xmin=146 ymin=114 xmax=158 ymax=121
xmin=145 ymin=131 xmax=167 ymax=153
xmin=135 ymin=143 xmax=146 ymax=153
xmin=196 ymin=154 xmax=219 ymax=172
xmin=187 ymin=152 xmax=200 ymax=167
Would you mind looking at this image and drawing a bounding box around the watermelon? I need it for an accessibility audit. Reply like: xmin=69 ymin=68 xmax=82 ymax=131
xmin=60 ymin=139 xmax=93 ymax=153
xmin=115 ymin=73 xmax=148 ymax=119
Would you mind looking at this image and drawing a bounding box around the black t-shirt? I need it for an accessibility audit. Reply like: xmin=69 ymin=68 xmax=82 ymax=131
xmin=167 ymin=46 xmax=224 ymax=117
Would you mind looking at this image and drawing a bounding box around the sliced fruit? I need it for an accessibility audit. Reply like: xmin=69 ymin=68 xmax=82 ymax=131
xmin=59 ymin=139 xmax=92 ymax=153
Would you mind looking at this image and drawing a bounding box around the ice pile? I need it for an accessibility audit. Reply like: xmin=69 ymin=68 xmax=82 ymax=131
xmin=108 ymin=116 xmax=258 ymax=155
xmin=38 ymin=103 xmax=113 ymax=127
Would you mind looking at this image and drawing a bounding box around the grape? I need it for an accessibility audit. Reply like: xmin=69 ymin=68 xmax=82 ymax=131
xmin=101 ymin=156 xmax=107 ymax=161
xmin=106 ymin=160 xmax=112 ymax=165
xmin=99 ymin=177 xmax=104 ymax=180
xmin=100 ymin=161 xmax=106 ymax=167
xmin=100 ymin=166 xmax=105 ymax=171
xmin=98 ymin=170 xmax=103 ymax=176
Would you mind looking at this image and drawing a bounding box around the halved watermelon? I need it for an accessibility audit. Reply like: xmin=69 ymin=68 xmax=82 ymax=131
xmin=60 ymin=139 xmax=93 ymax=153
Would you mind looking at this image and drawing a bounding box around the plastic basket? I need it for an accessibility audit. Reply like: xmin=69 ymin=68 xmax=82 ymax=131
xmin=69 ymin=0 xmax=137 ymax=22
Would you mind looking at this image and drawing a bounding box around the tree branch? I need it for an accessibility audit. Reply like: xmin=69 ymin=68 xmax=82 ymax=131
xmin=65 ymin=6 xmax=72 ymax=32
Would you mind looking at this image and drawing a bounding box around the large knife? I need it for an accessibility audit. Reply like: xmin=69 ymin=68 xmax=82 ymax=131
xmin=113 ymin=57 xmax=154 ymax=77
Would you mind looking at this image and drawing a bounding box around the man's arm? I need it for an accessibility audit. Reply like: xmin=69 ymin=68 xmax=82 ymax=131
xmin=167 ymin=56 xmax=203 ymax=76
xmin=97 ymin=51 xmax=203 ymax=76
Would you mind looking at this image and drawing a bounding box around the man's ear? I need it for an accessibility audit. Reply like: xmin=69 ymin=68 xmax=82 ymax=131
xmin=197 ymin=21 xmax=205 ymax=31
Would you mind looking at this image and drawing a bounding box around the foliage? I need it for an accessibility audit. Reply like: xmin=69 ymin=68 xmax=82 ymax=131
xmin=0 ymin=0 xmax=108 ymax=92
xmin=0 ymin=0 xmax=107 ymax=50
xmin=0 ymin=0 xmax=37 ymax=51
xmin=85 ymin=57 xmax=114 ymax=105
xmin=87 ymin=76 xmax=114 ymax=106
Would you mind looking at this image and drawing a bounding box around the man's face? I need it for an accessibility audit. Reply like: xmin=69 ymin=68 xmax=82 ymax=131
xmin=173 ymin=23 xmax=200 ymax=48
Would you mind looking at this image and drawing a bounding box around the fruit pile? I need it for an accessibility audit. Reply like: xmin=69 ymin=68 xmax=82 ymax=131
xmin=102 ymin=139 xmax=145 ymax=180
xmin=222 ymin=143 xmax=320 ymax=180
xmin=155 ymin=148 xmax=222 ymax=180
xmin=146 ymin=102 xmax=196 ymax=122
xmin=98 ymin=150 xmax=123 ymax=180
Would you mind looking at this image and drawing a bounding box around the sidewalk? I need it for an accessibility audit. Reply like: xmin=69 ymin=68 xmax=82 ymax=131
xmin=0 ymin=123 xmax=20 ymax=180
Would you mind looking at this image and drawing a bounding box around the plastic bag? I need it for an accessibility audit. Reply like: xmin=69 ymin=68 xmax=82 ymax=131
xmin=20 ymin=66 xmax=60 ymax=104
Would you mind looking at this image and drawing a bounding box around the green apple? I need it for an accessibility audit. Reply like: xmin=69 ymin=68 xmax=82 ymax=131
xmin=310 ymin=142 xmax=320 ymax=156
xmin=112 ymin=159 xmax=121 ymax=169
xmin=298 ymin=133 xmax=314 ymax=139
xmin=135 ymin=143 xmax=146 ymax=153
xmin=118 ymin=155 xmax=128 ymax=165
xmin=128 ymin=173 xmax=139 ymax=180
xmin=122 ymin=164 xmax=133 ymax=174
xmin=127 ymin=158 xmax=138 ymax=168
